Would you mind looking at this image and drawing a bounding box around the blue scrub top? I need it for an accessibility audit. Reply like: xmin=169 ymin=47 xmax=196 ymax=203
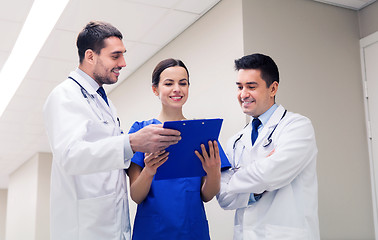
xmin=128 ymin=119 xmax=229 ymax=240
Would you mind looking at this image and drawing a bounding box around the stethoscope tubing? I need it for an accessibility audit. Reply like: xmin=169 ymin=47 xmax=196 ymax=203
xmin=233 ymin=109 xmax=287 ymax=149
xmin=69 ymin=76 xmax=123 ymax=132
xmin=69 ymin=76 xmax=109 ymax=124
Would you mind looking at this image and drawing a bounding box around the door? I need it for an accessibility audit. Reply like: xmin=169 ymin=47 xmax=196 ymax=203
xmin=361 ymin=31 xmax=378 ymax=239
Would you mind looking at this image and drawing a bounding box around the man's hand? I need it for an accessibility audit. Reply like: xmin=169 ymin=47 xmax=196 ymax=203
xmin=129 ymin=124 xmax=181 ymax=153
xmin=266 ymin=149 xmax=275 ymax=157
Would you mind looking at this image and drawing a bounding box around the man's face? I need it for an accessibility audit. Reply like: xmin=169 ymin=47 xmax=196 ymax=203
xmin=236 ymin=69 xmax=278 ymax=118
xmin=92 ymin=36 xmax=126 ymax=86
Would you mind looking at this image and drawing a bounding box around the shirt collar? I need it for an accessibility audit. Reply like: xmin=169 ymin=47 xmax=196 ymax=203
xmin=257 ymin=103 xmax=278 ymax=128
xmin=75 ymin=68 xmax=100 ymax=91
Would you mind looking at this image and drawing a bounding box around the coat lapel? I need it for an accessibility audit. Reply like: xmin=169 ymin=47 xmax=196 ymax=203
xmin=69 ymin=71 xmax=117 ymax=124
xmin=240 ymin=105 xmax=286 ymax=151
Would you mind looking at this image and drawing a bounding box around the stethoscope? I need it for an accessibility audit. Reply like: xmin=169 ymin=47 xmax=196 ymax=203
xmin=69 ymin=76 xmax=122 ymax=128
xmin=233 ymin=109 xmax=287 ymax=149
xmin=69 ymin=77 xmax=92 ymax=99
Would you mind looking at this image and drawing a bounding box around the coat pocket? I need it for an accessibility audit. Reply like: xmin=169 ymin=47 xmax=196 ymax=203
xmin=265 ymin=224 xmax=309 ymax=240
xmin=78 ymin=192 xmax=117 ymax=240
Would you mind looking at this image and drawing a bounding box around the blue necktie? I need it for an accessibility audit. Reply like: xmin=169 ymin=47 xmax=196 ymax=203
xmin=97 ymin=87 xmax=109 ymax=106
xmin=249 ymin=117 xmax=263 ymax=204
xmin=251 ymin=118 xmax=261 ymax=146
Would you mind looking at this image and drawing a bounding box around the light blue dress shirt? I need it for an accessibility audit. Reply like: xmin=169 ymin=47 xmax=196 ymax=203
xmin=76 ymin=68 xmax=100 ymax=90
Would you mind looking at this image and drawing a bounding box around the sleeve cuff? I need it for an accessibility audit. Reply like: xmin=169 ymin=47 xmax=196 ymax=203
xmin=248 ymin=193 xmax=263 ymax=205
xmin=123 ymin=134 xmax=134 ymax=168
xmin=248 ymin=193 xmax=256 ymax=205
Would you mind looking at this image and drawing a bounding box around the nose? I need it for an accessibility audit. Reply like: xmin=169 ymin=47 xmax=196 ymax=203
xmin=239 ymin=87 xmax=249 ymax=99
xmin=119 ymin=55 xmax=126 ymax=68
xmin=173 ymin=83 xmax=181 ymax=93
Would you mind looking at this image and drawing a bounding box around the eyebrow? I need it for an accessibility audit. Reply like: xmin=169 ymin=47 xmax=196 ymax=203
xmin=111 ymin=50 xmax=127 ymax=55
xmin=236 ymin=82 xmax=258 ymax=85
xmin=163 ymin=79 xmax=188 ymax=82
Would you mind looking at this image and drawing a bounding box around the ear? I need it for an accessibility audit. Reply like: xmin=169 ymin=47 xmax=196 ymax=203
xmin=270 ymin=81 xmax=279 ymax=98
xmin=84 ymin=49 xmax=96 ymax=65
xmin=152 ymin=86 xmax=159 ymax=96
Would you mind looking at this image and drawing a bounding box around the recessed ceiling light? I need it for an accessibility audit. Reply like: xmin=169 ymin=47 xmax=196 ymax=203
xmin=0 ymin=0 xmax=69 ymax=117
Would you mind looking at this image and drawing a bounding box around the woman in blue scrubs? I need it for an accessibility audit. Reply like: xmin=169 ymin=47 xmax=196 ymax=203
xmin=127 ymin=58 xmax=225 ymax=240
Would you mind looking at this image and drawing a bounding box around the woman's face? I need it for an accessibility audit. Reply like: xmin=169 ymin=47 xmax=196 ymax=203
xmin=153 ymin=66 xmax=189 ymax=109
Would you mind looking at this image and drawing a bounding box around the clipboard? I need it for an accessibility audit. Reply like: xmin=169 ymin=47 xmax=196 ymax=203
xmin=155 ymin=118 xmax=230 ymax=180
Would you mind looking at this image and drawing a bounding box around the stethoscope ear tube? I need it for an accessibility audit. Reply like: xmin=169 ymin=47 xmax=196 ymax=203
xmin=233 ymin=109 xmax=287 ymax=149
xmin=233 ymin=134 xmax=243 ymax=149
xmin=262 ymin=109 xmax=287 ymax=147
xmin=69 ymin=76 xmax=107 ymax=122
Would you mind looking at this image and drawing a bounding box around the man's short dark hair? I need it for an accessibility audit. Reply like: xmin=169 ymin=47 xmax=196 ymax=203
xmin=76 ymin=21 xmax=123 ymax=63
xmin=234 ymin=53 xmax=279 ymax=87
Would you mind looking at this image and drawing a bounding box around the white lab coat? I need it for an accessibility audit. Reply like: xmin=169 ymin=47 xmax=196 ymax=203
xmin=217 ymin=105 xmax=319 ymax=240
xmin=43 ymin=70 xmax=133 ymax=240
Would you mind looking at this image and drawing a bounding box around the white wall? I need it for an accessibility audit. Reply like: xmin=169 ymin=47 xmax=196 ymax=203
xmin=5 ymin=152 xmax=51 ymax=240
xmin=110 ymin=0 xmax=244 ymax=238
xmin=242 ymin=0 xmax=374 ymax=239
xmin=35 ymin=153 xmax=52 ymax=240
xmin=0 ymin=189 xmax=7 ymax=240
xmin=6 ymin=154 xmax=38 ymax=239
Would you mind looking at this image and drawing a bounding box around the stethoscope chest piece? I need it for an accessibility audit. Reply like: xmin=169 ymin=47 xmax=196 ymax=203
xmin=263 ymin=138 xmax=272 ymax=147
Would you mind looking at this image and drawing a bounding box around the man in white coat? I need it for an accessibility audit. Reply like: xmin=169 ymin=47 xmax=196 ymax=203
xmin=217 ymin=53 xmax=319 ymax=239
xmin=43 ymin=21 xmax=181 ymax=240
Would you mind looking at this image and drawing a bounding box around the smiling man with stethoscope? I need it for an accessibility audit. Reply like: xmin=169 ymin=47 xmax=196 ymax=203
xmin=43 ymin=21 xmax=181 ymax=240
xmin=217 ymin=53 xmax=319 ymax=240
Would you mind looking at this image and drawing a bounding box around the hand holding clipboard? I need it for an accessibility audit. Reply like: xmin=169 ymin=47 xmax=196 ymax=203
xmin=155 ymin=119 xmax=230 ymax=180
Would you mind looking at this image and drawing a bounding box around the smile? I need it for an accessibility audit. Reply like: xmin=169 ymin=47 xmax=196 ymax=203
xmin=241 ymin=99 xmax=255 ymax=106
xmin=170 ymin=96 xmax=183 ymax=101
xmin=112 ymin=68 xmax=121 ymax=76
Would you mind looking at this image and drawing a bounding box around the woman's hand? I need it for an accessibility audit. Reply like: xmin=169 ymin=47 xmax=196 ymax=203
xmin=195 ymin=140 xmax=222 ymax=202
xmin=128 ymin=150 xmax=169 ymax=204
xmin=144 ymin=150 xmax=169 ymax=176
xmin=195 ymin=140 xmax=221 ymax=175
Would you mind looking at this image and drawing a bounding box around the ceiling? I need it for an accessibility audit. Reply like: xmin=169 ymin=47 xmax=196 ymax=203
xmin=312 ymin=0 xmax=376 ymax=9
xmin=0 ymin=0 xmax=221 ymax=188
xmin=0 ymin=0 xmax=375 ymax=189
